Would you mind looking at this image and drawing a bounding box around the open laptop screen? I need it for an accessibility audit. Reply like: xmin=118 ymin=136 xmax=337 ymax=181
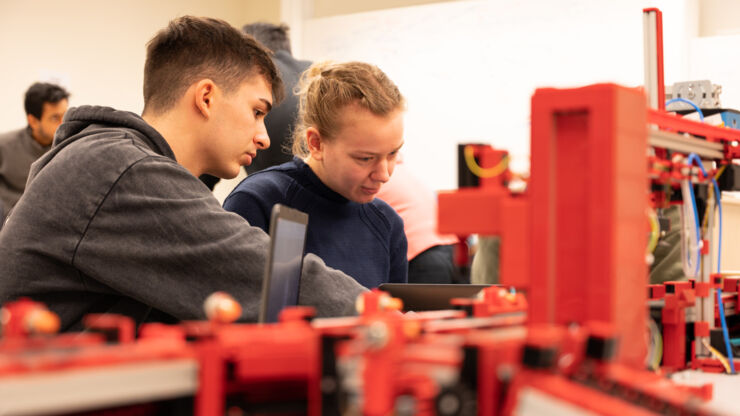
xmin=378 ymin=283 xmax=492 ymax=312
xmin=259 ymin=204 xmax=309 ymax=324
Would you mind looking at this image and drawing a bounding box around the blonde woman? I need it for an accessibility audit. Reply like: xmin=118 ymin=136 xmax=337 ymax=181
xmin=224 ymin=61 xmax=407 ymax=288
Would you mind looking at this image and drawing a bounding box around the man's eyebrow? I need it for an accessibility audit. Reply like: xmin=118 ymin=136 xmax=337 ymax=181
xmin=260 ymin=98 xmax=272 ymax=112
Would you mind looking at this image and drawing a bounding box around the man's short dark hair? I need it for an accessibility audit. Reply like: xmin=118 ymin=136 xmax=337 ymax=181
xmin=24 ymin=83 xmax=69 ymax=119
xmin=143 ymin=16 xmax=284 ymax=115
xmin=242 ymin=22 xmax=292 ymax=54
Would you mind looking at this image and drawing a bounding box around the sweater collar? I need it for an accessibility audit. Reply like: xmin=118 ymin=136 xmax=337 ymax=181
xmin=293 ymin=157 xmax=350 ymax=203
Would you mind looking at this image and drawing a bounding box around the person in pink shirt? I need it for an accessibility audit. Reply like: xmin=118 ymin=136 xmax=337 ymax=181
xmin=376 ymin=156 xmax=460 ymax=283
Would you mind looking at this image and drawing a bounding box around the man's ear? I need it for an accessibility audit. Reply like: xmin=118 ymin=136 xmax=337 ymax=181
xmin=306 ymin=127 xmax=324 ymax=161
xmin=194 ymin=79 xmax=216 ymax=119
xmin=26 ymin=114 xmax=39 ymax=132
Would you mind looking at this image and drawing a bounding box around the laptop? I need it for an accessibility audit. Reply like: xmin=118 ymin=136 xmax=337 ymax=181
xmin=378 ymin=283 xmax=493 ymax=312
xmin=258 ymin=204 xmax=309 ymax=324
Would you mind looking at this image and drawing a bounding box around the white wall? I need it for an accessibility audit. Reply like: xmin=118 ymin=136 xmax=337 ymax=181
xmin=689 ymin=34 xmax=740 ymax=108
xmin=300 ymin=0 xmax=696 ymax=192
xmin=2 ymin=0 xmax=736 ymax=194
xmin=0 ymin=0 xmax=277 ymax=131
xmin=1 ymin=0 xmax=738 ymax=265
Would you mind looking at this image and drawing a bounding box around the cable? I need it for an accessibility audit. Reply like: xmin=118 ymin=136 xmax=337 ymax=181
xmin=687 ymin=153 xmax=723 ymax=274
xmin=463 ymin=145 xmax=509 ymax=178
xmin=686 ymin=153 xmax=733 ymax=372
xmin=665 ymin=98 xmax=705 ymax=121
xmin=702 ymin=338 xmax=732 ymax=374
xmin=646 ymin=317 xmax=664 ymax=371
xmin=701 ymin=166 xmax=724 ymax=231
xmin=713 ymin=177 xmax=722 ymax=273
xmin=647 ymin=208 xmax=660 ymax=254
xmin=717 ymin=288 xmax=736 ymax=373
xmin=679 ymin=179 xmax=701 ymax=277
xmin=715 ymin=164 xmax=728 ymax=182
xmin=712 ymin=165 xmax=727 ymax=269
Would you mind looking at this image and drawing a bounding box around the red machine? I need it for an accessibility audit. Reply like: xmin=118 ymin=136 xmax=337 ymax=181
xmin=3 ymin=7 xmax=739 ymax=414
xmin=440 ymin=83 xmax=650 ymax=367
xmin=1 ymin=82 xmax=723 ymax=416
xmin=436 ymin=9 xmax=740 ymax=408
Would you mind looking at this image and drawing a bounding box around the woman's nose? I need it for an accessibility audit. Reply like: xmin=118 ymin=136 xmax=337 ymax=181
xmin=372 ymin=159 xmax=391 ymax=183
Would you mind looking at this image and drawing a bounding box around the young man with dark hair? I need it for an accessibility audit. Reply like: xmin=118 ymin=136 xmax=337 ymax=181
xmin=199 ymin=22 xmax=313 ymax=189
xmin=0 ymin=16 xmax=365 ymax=331
xmin=0 ymin=82 xmax=69 ymax=220
xmin=241 ymin=22 xmax=312 ymax=175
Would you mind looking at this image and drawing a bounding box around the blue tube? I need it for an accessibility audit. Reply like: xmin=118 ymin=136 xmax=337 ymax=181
xmin=687 ymin=153 xmax=723 ymax=274
xmin=713 ymin=177 xmax=729 ymax=371
xmin=686 ymin=154 xmax=704 ymax=276
xmin=717 ymin=288 xmax=736 ymax=373
xmin=713 ymin=178 xmax=722 ymax=273
xmin=666 ymin=98 xmax=705 ymax=121
xmin=687 ymin=153 xmax=732 ymax=371
xmin=686 ymin=182 xmax=702 ymax=276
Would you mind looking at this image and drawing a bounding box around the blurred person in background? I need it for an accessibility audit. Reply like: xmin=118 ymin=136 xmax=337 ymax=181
xmin=0 ymin=82 xmax=69 ymax=223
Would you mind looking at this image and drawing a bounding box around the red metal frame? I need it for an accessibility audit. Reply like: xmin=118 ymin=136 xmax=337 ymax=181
xmin=6 ymin=82 xmax=738 ymax=415
xmin=529 ymin=84 xmax=648 ymax=368
xmin=440 ymin=84 xmax=650 ymax=368
xmin=649 ymin=109 xmax=740 ymax=158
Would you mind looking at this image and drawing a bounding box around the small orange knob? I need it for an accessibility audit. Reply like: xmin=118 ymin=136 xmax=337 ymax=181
xmin=204 ymin=292 xmax=242 ymax=323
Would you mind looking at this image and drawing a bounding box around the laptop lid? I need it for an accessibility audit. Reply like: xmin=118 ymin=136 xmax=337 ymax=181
xmin=378 ymin=283 xmax=493 ymax=312
xmin=258 ymin=204 xmax=309 ymax=324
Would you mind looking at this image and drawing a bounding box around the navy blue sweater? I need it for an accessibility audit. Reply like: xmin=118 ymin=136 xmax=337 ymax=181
xmin=224 ymin=158 xmax=408 ymax=288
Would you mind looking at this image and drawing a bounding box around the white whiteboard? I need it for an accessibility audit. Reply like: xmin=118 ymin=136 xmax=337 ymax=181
xmin=301 ymin=0 xmax=692 ymax=191
xmin=690 ymin=34 xmax=740 ymax=109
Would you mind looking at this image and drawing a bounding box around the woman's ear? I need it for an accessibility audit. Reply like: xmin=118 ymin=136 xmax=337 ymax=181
xmin=194 ymin=79 xmax=216 ymax=119
xmin=306 ymin=127 xmax=324 ymax=161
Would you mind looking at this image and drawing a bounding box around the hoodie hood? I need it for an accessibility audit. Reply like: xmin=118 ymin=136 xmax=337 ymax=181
xmin=55 ymin=106 xmax=174 ymax=157
xmin=30 ymin=106 xmax=176 ymax=180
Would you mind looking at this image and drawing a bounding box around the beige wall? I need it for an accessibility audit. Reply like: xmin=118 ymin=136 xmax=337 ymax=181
xmin=2 ymin=0 xmax=739 ymax=198
xmin=0 ymin=0 xmax=279 ymax=130
xmin=244 ymin=1 xmax=281 ymax=23
xmin=311 ymin=0 xmax=459 ymax=18
xmin=700 ymin=0 xmax=740 ymax=36
xmin=2 ymin=0 xmax=737 ymax=131
xmin=714 ymin=195 xmax=740 ymax=272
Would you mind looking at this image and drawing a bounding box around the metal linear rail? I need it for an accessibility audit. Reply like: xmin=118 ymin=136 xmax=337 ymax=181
xmin=643 ymin=8 xmax=665 ymax=111
xmin=649 ymin=129 xmax=724 ymax=160
xmin=0 ymin=359 xmax=198 ymax=416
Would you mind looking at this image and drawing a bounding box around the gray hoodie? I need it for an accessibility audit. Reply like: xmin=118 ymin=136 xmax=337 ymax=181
xmin=0 ymin=126 xmax=50 ymax=220
xmin=0 ymin=106 xmax=365 ymax=330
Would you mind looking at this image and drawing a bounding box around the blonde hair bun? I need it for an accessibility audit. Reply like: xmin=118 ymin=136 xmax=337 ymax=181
xmin=291 ymin=61 xmax=405 ymax=157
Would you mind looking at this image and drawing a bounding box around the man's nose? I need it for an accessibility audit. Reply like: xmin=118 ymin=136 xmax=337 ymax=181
xmin=254 ymin=124 xmax=270 ymax=149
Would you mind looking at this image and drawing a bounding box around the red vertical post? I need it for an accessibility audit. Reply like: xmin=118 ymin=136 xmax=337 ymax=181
xmin=500 ymin=197 xmax=530 ymax=289
xmin=194 ymin=340 xmax=224 ymax=416
xmin=529 ymin=84 xmax=648 ymax=367
xmin=362 ymin=316 xmax=403 ymax=416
